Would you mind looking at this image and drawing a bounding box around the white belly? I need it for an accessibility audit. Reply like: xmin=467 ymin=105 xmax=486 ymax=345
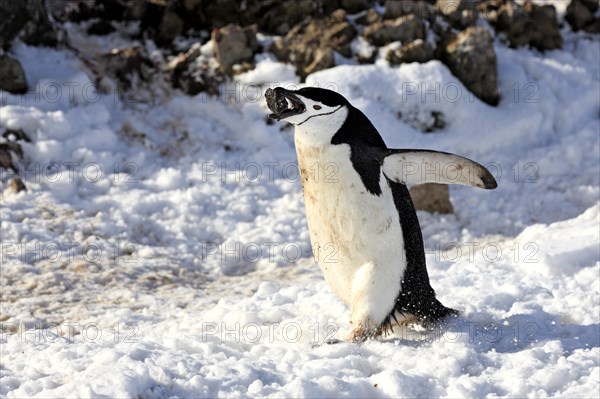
xmin=295 ymin=137 xmax=406 ymax=306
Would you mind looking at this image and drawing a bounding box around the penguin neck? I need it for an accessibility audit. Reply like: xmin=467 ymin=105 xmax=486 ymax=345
xmin=331 ymin=105 xmax=387 ymax=149
xmin=293 ymin=107 xmax=349 ymax=148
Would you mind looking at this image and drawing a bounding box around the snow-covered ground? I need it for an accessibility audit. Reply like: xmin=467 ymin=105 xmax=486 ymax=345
xmin=1 ymin=15 xmax=599 ymax=399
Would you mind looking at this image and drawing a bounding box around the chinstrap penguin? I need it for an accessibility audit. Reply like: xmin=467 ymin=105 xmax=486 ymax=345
xmin=265 ymin=87 xmax=497 ymax=342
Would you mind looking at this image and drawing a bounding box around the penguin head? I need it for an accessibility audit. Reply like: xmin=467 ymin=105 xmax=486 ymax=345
xmin=266 ymin=87 xmax=349 ymax=127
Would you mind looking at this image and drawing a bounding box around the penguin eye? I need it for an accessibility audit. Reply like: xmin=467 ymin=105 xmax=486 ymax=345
xmin=313 ymin=105 xmax=322 ymax=110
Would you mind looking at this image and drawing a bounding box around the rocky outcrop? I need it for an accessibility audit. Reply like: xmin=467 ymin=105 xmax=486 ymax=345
xmin=355 ymin=8 xmax=381 ymax=25
xmin=566 ymin=0 xmax=600 ymax=33
xmin=0 ymin=129 xmax=28 ymax=194
xmin=0 ymin=0 xmax=57 ymax=49
xmin=409 ymin=183 xmax=454 ymax=214
xmin=0 ymin=55 xmax=28 ymax=94
xmin=168 ymin=44 xmax=226 ymax=96
xmin=443 ymin=27 xmax=500 ymax=106
xmin=435 ymin=0 xmax=479 ymax=29
xmin=103 ymin=47 xmax=154 ymax=92
xmin=158 ymin=9 xmax=185 ymax=45
xmin=363 ymin=14 xmax=425 ymax=46
xmin=484 ymin=0 xmax=562 ymax=51
xmin=387 ymin=39 xmax=435 ymax=65
xmin=384 ymin=0 xmax=435 ymax=20
xmin=212 ymin=24 xmax=259 ymax=74
xmin=271 ymin=10 xmax=356 ymax=78
xmin=5 ymin=177 xmax=27 ymax=194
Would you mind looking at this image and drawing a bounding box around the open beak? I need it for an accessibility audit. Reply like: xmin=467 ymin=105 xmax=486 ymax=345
xmin=265 ymin=88 xmax=306 ymax=120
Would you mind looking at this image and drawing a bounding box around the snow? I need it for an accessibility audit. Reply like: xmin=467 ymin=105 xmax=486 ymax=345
xmin=1 ymin=18 xmax=599 ymax=399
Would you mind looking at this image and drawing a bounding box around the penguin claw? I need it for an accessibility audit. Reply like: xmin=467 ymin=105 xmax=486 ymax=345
xmin=346 ymin=327 xmax=374 ymax=344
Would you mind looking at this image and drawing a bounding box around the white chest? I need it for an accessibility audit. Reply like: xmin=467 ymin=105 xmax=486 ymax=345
xmin=294 ymin=127 xmax=406 ymax=304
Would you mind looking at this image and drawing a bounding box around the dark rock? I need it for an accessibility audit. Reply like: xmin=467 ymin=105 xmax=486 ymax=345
xmin=364 ymin=14 xmax=425 ymax=46
xmin=341 ymin=0 xmax=371 ymax=13
xmin=20 ymin=0 xmax=58 ymax=47
xmin=87 ymin=20 xmax=116 ymax=36
xmin=168 ymin=45 xmax=226 ymax=96
xmin=255 ymin=1 xmax=319 ymax=35
xmin=58 ymin=0 xmax=130 ymax=22
xmin=409 ymin=183 xmax=454 ymax=214
xmin=3 ymin=129 xmax=31 ymax=142
xmin=443 ymin=26 xmax=500 ymax=106
xmin=491 ymin=1 xmax=562 ymax=51
xmin=580 ymin=0 xmax=599 ymax=12
xmin=212 ymin=24 xmax=258 ymax=74
xmin=204 ymin=0 xmax=241 ymax=28
xmin=158 ymin=10 xmax=184 ymax=44
xmin=387 ymin=39 xmax=434 ymax=64
xmin=435 ymin=0 xmax=480 ymax=29
xmin=168 ymin=46 xmax=201 ymax=91
xmin=0 ymin=2 xmax=28 ymax=50
xmin=0 ymin=55 xmax=28 ymax=94
xmin=566 ymin=0 xmax=596 ymax=31
xmin=397 ymin=109 xmax=446 ymax=132
xmin=183 ymin=0 xmax=204 ymax=12
xmin=583 ymin=18 xmax=600 ymax=33
xmin=428 ymin=111 xmax=446 ymax=132
xmin=0 ymin=0 xmax=57 ymax=49
xmin=0 ymin=142 xmax=23 ymax=172
xmin=6 ymin=177 xmax=26 ymax=194
xmin=355 ymin=9 xmax=382 ymax=25
xmin=179 ymin=0 xmax=207 ymax=28
xmin=271 ymin=10 xmax=356 ymax=78
xmin=305 ymin=48 xmax=336 ymax=76
xmin=524 ymin=2 xmax=562 ymax=50
xmin=103 ymin=47 xmax=153 ymax=92
xmin=384 ymin=0 xmax=435 ymax=21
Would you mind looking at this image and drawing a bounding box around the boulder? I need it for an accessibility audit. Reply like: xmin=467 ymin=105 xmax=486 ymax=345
xmin=384 ymin=0 xmax=435 ymax=21
xmin=340 ymin=0 xmax=371 ymax=13
xmin=204 ymin=0 xmax=240 ymax=28
xmin=0 ymin=0 xmax=57 ymax=49
xmin=87 ymin=20 xmax=116 ymax=36
xmin=103 ymin=47 xmax=153 ymax=92
xmin=386 ymin=39 xmax=434 ymax=64
xmin=249 ymin=1 xmax=318 ymax=35
xmin=566 ymin=0 xmax=596 ymax=31
xmin=0 ymin=142 xmax=23 ymax=173
xmin=212 ymin=24 xmax=258 ymax=74
xmin=6 ymin=177 xmax=26 ymax=194
xmin=581 ymin=0 xmax=599 ymax=12
xmin=271 ymin=10 xmax=356 ymax=78
xmin=491 ymin=0 xmax=562 ymax=51
xmin=355 ymin=9 xmax=381 ymax=25
xmin=435 ymin=0 xmax=479 ymax=29
xmin=158 ymin=10 xmax=184 ymax=44
xmin=0 ymin=55 xmax=28 ymax=94
xmin=443 ymin=26 xmax=500 ymax=106
xmin=168 ymin=45 xmax=226 ymax=95
xmin=409 ymin=183 xmax=454 ymax=214
xmin=363 ymin=14 xmax=425 ymax=46
xmin=0 ymin=2 xmax=28 ymax=49
xmin=523 ymin=2 xmax=562 ymax=50
xmin=583 ymin=19 xmax=600 ymax=33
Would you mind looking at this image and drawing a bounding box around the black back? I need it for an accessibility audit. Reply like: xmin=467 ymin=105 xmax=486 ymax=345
xmin=331 ymin=105 xmax=386 ymax=196
xmin=329 ymin=104 xmax=457 ymax=332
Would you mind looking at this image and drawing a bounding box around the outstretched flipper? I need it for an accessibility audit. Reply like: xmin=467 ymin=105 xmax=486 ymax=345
xmin=377 ymin=149 xmax=497 ymax=189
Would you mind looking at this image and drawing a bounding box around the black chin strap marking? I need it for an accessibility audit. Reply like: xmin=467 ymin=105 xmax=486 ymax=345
xmin=295 ymin=105 xmax=343 ymax=126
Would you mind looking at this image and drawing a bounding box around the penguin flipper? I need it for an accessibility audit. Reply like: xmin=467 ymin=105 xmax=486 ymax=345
xmin=378 ymin=149 xmax=497 ymax=189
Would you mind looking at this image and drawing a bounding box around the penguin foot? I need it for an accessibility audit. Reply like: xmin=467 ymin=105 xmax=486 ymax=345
xmin=346 ymin=328 xmax=369 ymax=343
xmin=346 ymin=320 xmax=378 ymax=343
